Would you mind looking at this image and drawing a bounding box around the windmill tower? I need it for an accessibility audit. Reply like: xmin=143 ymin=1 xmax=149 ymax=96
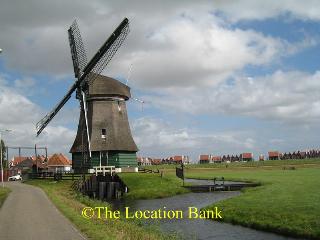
xmin=70 ymin=75 xmax=138 ymax=172
xmin=36 ymin=18 xmax=138 ymax=173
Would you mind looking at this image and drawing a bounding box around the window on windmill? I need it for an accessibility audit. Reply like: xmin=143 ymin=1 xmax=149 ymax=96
xmin=101 ymin=128 xmax=107 ymax=139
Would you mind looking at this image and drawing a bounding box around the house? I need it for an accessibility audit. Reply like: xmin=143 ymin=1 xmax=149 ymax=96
xmin=10 ymin=156 xmax=28 ymax=167
xmin=259 ymin=154 xmax=265 ymax=161
xmin=241 ymin=153 xmax=253 ymax=161
xmin=31 ymin=155 xmax=48 ymax=170
xmin=137 ymin=157 xmax=152 ymax=166
xmin=10 ymin=155 xmax=47 ymax=172
xmin=268 ymin=151 xmax=280 ymax=160
xmin=199 ymin=155 xmax=210 ymax=164
xmin=171 ymin=155 xmax=190 ymax=164
xmin=151 ymin=158 xmax=162 ymax=165
xmin=47 ymin=153 xmax=71 ymax=172
xmin=212 ymin=156 xmax=222 ymax=163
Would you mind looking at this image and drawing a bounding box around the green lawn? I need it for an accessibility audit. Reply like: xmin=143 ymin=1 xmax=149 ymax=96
xmin=119 ymin=172 xmax=189 ymax=200
xmin=0 ymin=187 xmax=10 ymax=208
xmin=26 ymin=162 xmax=320 ymax=239
xmin=187 ymin=167 xmax=320 ymax=239
xmin=27 ymin=180 xmax=174 ymax=240
xmin=144 ymin=158 xmax=320 ymax=170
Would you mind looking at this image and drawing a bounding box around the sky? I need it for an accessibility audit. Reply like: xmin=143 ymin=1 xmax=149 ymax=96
xmin=0 ymin=0 xmax=320 ymax=161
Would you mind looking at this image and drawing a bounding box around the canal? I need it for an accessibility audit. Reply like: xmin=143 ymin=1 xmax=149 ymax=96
xmin=111 ymin=179 xmax=298 ymax=240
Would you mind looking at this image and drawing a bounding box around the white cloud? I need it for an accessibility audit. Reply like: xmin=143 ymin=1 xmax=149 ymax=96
xmin=114 ymin=15 xmax=289 ymax=90
xmin=0 ymin=77 xmax=76 ymax=156
xmin=144 ymin=70 xmax=320 ymax=124
xmin=131 ymin=117 xmax=257 ymax=160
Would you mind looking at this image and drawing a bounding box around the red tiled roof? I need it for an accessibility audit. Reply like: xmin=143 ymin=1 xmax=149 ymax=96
xmin=151 ymin=159 xmax=161 ymax=164
xmin=200 ymin=155 xmax=210 ymax=161
xmin=31 ymin=155 xmax=47 ymax=163
xmin=173 ymin=156 xmax=183 ymax=161
xmin=242 ymin=153 xmax=253 ymax=159
xmin=48 ymin=154 xmax=71 ymax=166
xmin=268 ymin=151 xmax=279 ymax=157
xmin=11 ymin=156 xmax=28 ymax=166
xmin=212 ymin=156 xmax=221 ymax=161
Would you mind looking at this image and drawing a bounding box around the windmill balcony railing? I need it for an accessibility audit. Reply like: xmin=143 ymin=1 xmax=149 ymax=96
xmin=93 ymin=166 xmax=116 ymax=176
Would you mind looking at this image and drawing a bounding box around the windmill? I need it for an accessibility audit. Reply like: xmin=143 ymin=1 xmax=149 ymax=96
xmin=36 ymin=18 xmax=138 ymax=173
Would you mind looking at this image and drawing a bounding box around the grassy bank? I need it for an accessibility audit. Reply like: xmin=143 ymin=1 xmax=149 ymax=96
xmin=187 ymin=167 xmax=320 ymax=239
xmin=0 ymin=187 xmax=10 ymax=208
xmin=27 ymin=180 xmax=174 ymax=240
xmin=119 ymin=172 xmax=189 ymax=200
xmin=144 ymin=158 xmax=320 ymax=170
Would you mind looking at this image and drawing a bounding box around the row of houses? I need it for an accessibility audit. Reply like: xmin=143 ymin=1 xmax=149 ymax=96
xmin=137 ymin=155 xmax=190 ymax=166
xmin=199 ymin=153 xmax=254 ymax=164
xmin=10 ymin=153 xmax=72 ymax=173
xmin=199 ymin=149 xmax=320 ymax=163
xmin=261 ymin=149 xmax=320 ymax=160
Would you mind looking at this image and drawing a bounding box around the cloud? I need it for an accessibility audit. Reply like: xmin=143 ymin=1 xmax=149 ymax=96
xmin=112 ymin=15 xmax=290 ymax=90
xmin=0 ymin=76 xmax=76 ymax=156
xmin=0 ymin=0 xmax=318 ymax=79
xmin=144 ymin=70 xmax=320 ymax=124
xmin=131 ymin=117 xmax=257 ymax=160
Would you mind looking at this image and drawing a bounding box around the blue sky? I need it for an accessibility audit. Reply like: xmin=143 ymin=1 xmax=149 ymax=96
xmin=1 ymin=1 xmax=320 ymax=161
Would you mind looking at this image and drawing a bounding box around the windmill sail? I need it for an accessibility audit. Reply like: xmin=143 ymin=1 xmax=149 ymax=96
xmin=83 ymin=18 xmax=130 ymax=86
xmin=36 ymin=18 xmax=130 ymax=136
xmin=68 ymin=20 xmax=88 ymax=79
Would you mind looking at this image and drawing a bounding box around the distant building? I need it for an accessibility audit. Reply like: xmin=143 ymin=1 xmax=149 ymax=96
xmin=151 ymin=158 xmax=161 ymax=165
xmin=268 ymin=151 xmax=280 ymax=160
xmin=47 ymin=153 xmax=72 ymax=172
xmin=212 ymin=156 xmax=222 ymax=163
xmin=241 ymin=153 xmax=253 ymax=161
xmin=199 ymin=155 xmax=210 ymax=164
xmin=137 ymin=157 xmax=152 ymax=166
xmin=10 ymin=156 xmax=28 ymax=167
xmin=259 ymin=154 xmax=264 ymax=161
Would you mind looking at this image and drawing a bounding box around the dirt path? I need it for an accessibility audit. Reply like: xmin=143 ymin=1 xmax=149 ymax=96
xmin=0 ymin=182 xmax=86 ymax=240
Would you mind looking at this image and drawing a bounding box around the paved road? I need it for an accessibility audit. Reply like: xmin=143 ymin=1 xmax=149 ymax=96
xmin=0 ymin=182 xmax=86 ymax=240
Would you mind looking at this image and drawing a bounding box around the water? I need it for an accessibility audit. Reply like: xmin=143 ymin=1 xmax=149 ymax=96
xmin=112 ymin=191 xmax=298 ymax=240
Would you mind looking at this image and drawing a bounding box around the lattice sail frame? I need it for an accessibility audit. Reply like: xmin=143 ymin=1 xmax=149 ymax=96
xmin=68 ymin=20 xmax=88 ymax=79
xmin=85 ymin=21 xmax=130 ymax=88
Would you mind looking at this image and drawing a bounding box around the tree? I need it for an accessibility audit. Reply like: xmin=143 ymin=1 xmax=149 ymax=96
xmin=1 ymin=139 xmax=7 ymax=169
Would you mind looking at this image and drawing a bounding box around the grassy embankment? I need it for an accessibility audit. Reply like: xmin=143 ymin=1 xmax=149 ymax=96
xmin=27 ymin=180 xmax=176 ymax=240
xmin=118 ymin=172 xmax=188 ymax=200
xmin=0 ymin=187 xmax=11 ymax=208
xmin=186 ymin=166 xmax=320 ymax=239
xmin=144 ymin=158 xmax=320 ymax=170
xmin=27 ymin=159 xmax=320 ymax=239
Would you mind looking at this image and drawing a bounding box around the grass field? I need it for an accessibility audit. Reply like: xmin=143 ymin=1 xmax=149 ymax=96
xmin=27 ymin=180 xmax=174 ymax=240
xmin=27 ymin=159 xmax=320 ymax=239
xmin=0 ymin=187 xmax=10 ymax=208
xmin=187 ymin=167 xmax=320 ymax=239
xmin=144 ymin=158 xmax=320 ymax=170
xmin=119 ymin=172 xmax=189 ymax=200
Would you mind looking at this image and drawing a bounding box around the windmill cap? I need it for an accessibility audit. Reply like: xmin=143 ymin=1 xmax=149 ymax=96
xmin=89 ymin=74 xmax=131 ymax=100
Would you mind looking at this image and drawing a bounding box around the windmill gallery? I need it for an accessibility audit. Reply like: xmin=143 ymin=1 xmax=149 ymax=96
xmin=36 ymin=18 xmax=138 ymax=174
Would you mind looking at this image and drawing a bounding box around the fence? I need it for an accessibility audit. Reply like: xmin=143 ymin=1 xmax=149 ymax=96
xmin=28 ymin=172 xmax=86 ymax=181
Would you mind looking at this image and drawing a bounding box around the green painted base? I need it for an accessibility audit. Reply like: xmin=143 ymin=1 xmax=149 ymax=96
xmin=72 ymin=151 xmax=137 ymax=173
